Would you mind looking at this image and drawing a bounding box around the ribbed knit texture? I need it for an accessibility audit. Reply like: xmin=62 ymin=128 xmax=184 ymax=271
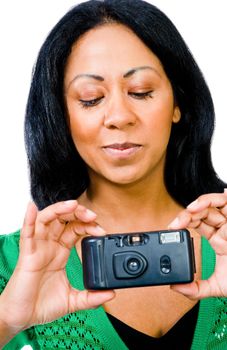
xmin=1 ymin=231 xmax=227 ymax=349
xmin=191 ymin=238 xmax=227 ymax=349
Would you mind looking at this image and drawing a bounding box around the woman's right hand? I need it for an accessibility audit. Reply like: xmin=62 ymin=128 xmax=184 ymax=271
xmin=0 ymin=200 xmax=115 ymax=339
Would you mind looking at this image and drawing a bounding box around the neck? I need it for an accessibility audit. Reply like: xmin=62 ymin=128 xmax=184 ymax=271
xmin=79 ymin=174 xmax=183 ymax=233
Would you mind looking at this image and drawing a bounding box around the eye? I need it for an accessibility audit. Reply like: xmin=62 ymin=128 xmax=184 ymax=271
xmin=129 ymin=90 xmax=153 ymax=100
xmin=79 ymin=96 xmax=103 ymax=108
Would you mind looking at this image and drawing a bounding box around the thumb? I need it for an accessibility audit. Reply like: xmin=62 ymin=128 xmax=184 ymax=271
xmin=68 ymin=288 xmax=115 ymax=313
xmin=170 ymin=280 xmax=213 ymax=300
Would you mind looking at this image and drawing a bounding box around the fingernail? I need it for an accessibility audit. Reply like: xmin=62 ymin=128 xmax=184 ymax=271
xmin=63 ymin=200 xmax=77 ymax=206
xmin=86 ymin=209 xmax=97 ymax=218
xmin=168 ymin=217 xmax=180 ymax=228
xmin=94 ymin=225 xmax=106 ymax=235
xmin=187 ymin=199 xmax=199 ymax=209
xmin=224 ymin=188 xmax=227 ymax=194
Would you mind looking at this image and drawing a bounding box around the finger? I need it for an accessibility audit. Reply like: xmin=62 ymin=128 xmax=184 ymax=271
xmin=36 ymin=203 xmax=99 ymax=242
xmin=19 ymin=202 xmax=38 ymax=256
xmin=72 ymin=222 xmax=106 ymax=236
xmin=170 ymin=280 xmax=213 ymax=300
xmin=171 ymin=211 xmax=227 ymax=252
xmin=219 ymin=207 xmax=227 ymax=217
xmin=34 ymin=200 xmax=82 ymax=241
xmin=58 ymin=206 xmax=97 ymax=224
xmin=198 ymin=208 xmax=226 ymax=228
xmin=188 ymin=220 xmax=215 ymax=240
xmin=41 ymin=220 xmax=106 ymax=251
xmin=187 ymin=193 xmax=227 ymax=213
xmin=168 ymin=210 xmax=192 ymax=229
xmin=37 ymin=200 xmax=79 ymax=225
xmin=218 ymin=203 xmax=227 ymax=217
xmin=168 ymin=208 xmax=226 ymax=240
xmin=21 ymin=202 xmax=38 ymax=239
xmin=171 ymin=267 xmax=227 ymax=299
xmin=43 ymin=218 xmax=68 ymax=242
xmin=58 ymin=226 xmax=79 ymax=249
xmin=209 ymin=229 xmax=227 ymax=255
xmin=68 ymin=288 xmax=115 ymax=313
xmin=74 ymin=205 xmax=97 ymax=222
xmin=186 ymin=207 xmax=227 ymax=229
xmin=168 ymin=211 xmax=214 ymax=239
xmin=54 ymin=221 xmax=106 ymax=251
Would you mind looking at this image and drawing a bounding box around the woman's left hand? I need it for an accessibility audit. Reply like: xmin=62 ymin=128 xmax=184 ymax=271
xmin=168 ymin=189 xmax=227 ymax=299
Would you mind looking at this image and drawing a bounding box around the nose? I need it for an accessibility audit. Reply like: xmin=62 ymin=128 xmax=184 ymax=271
xmin=103 ymin=93 xmax=137 ymax=129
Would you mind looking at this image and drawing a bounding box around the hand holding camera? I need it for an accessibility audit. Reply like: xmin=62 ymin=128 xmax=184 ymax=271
xmin=0 ymin=200 xmax=114 ymax=344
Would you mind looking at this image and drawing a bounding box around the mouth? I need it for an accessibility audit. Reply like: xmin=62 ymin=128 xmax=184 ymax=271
xmin=102 ymin=143 xmax=142 ymax=158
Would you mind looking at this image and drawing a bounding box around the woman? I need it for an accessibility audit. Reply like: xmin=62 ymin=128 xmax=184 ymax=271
xmin=0 ymin=0 xmax=227 ymax=349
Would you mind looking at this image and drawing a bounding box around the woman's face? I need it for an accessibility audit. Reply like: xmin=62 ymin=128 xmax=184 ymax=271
xmin=64 ymin=24 xmax=180 ymax=187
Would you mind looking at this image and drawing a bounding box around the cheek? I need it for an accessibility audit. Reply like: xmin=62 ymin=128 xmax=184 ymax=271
xmin=69 ymin=115 xmax=103 ymax=172
xmin=68 ymin=106 xmax=99 ymax=147
xmin=69 ymin=121 xmax=95 ymax=165
xmin=70 ymin=121 xmax=93 ymax=145
xmin=141 ymin=101 xmax=175 ymax=156
xmin=144 ymin=99 xmax=175 ymax=137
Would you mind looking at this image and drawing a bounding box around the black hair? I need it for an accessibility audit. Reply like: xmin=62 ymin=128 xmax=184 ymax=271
xmin=25 ymin=0 xmax=226 ymax=209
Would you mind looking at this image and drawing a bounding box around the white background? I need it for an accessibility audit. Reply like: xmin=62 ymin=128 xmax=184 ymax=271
xmin=0 ymin=1 xmax=226 ymax=233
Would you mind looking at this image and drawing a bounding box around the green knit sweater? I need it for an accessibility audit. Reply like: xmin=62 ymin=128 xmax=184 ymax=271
xmin=0 ymin=231 xmax=227 ymax=350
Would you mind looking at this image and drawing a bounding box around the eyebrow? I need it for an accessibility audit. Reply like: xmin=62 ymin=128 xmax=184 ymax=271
xmin=123 ymin=66 xmax=161 ymax=78
xmin=65 ymin=74 xmax=104 ymax=91
xmin=67 ymin=65 xmax=160 ymax=89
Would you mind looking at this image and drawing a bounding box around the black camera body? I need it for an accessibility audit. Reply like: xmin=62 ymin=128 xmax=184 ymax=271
xmin=81 ymin=229 xmax=195 ymax=290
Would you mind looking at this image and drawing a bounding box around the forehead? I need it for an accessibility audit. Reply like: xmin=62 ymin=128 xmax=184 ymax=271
xmin=64 ymin=23 xmax=166 ymax=82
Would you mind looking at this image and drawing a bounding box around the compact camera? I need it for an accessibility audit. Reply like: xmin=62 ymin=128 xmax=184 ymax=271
xmin=81 ymin=229 xmax=195 ymax=290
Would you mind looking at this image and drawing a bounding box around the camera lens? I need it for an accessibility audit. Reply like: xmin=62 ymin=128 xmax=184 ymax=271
xmin=127 ymin=258 xmax=141 ymax=272
xmin=123 ymin=254 xmax=147 ymax=276
xmin=113 ymin=252 xmax=147 ymax=279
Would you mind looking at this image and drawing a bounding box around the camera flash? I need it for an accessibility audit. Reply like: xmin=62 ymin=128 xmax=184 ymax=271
xmin=160 ymin=231 xmax=181 ymax=244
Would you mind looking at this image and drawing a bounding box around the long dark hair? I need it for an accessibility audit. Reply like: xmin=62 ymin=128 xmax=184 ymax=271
xmin=25 ymin=0 xmax=226 ymax=209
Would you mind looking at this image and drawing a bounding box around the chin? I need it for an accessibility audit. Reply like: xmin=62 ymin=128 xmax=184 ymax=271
xmin=106 ymin=173 xmax=143 ymax=186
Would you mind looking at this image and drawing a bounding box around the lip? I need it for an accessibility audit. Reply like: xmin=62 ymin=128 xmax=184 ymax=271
xmin=102 ymin=143 xmax=142 ymax=159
